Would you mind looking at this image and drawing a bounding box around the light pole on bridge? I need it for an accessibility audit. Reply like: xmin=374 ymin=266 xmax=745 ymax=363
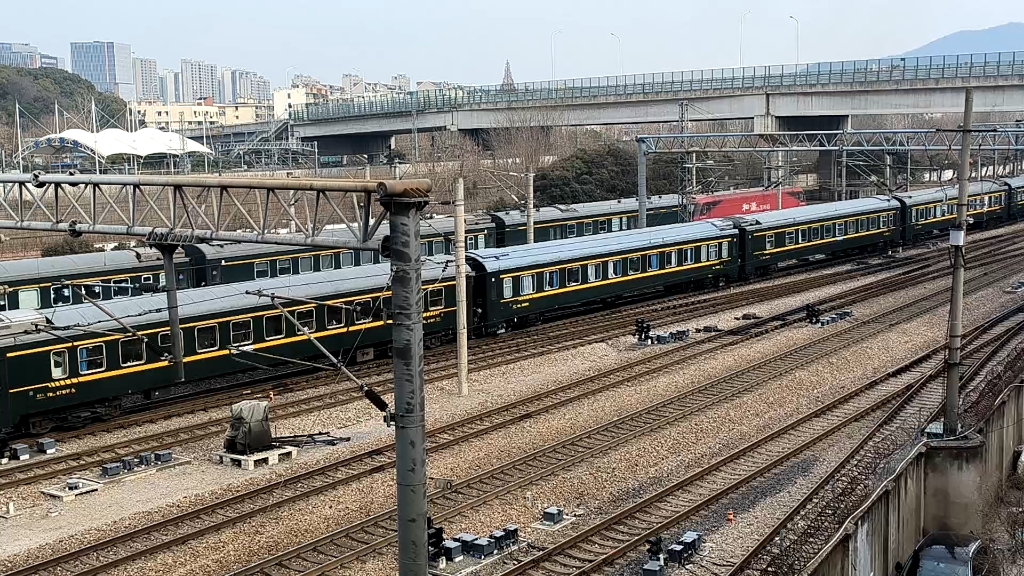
xmin=739 ymin=10 xmax=752 ymax=66
xmin=550 ymin=29 xmax=563 ymax=80
xmin=610 ymin=32 xmax=623 ymax=75
xmin=789 ymin=16 xmax=800 ymax=65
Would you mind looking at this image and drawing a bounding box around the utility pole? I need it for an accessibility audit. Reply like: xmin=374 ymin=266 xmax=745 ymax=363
xmin=884 ymin=153 xmax=892 ymax=194
xmin=840 ymin=149 xmax=848 ymax=200
xmin=637 ymin=138 xmax=648 ymax=228
xmin=454 ymin=178 xmax=469 ymax=396
xmin=678 ymin=101 xmax=688 ymax=196
xmin=14 ymin=100 xmax=24 ymax=173
xmin=526 ymin=169 xmax=535 ymax=243
xmin=945 ymin=87 xmax=973 ymax=438
xmin=378 ymin=184 xmax=430 ymax=576
xmin=155 ymin=244 xmax=185 ymax=382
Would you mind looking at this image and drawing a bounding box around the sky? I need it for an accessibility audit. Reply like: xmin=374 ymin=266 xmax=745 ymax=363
xmin=2 ymin=0 xmax=1023 ymax=88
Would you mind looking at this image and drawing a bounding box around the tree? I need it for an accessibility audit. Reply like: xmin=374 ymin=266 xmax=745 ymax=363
xmin=40 ymin=237 xmax=103 ymax=257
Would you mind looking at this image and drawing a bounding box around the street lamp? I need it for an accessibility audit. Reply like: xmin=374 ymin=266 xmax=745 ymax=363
xmin=550 ymin=29 xmax=563 ymax=80
xmin=739 ymin=10 xmax=752 ymax=66
xmin=284 ymin=65 xmax=298 ymax=88
xmin=610 ymin=32 xmax=623 ymax=75
xmin=789 ymin=16 xmax=800 ymax=65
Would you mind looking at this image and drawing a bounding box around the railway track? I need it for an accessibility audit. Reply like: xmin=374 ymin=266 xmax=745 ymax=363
xmin=0 ymin=245 xmax=960 ymax=492
xmin=493 ymin=305 xmax=1024 ymax=576
xmin=6 ymin=245 xmax=1016 ymax=576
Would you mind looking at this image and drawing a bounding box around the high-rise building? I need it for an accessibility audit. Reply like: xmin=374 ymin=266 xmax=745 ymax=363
xmin=158 ymin=69 xmax=182 ymax=104
xmin=133 ymin=57 xmax=160 ymax=102
xmin=391 ymin=74 xmax=410 ymax=91
xmin=1 ymin=42 xmax=65 ymax=69
xmin=220 ymin=67 xmax=235 ymax=104
xmin=232 ymin=69 xmax=272 ymax=103
xmin=70 ymin=41 xmax=135 ymax=101
xmin=180 ymin=59 xmax=219 ymax=103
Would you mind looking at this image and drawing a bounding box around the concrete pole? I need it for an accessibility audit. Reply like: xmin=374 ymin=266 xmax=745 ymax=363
xmin=454 ymin=178 xmax=469 ymax=396
xmin=637 ymin=139 xmax=648 ymax=229
xmin=526 ymin=169 xmax=535 ymax=243
xmin=156 ymin=244 xmax=185 ymax=382
xmin=690 ymin=152 xmax=697 ymax=194
xmin=840 ymin=149 xmax=848 ymax=200
xmin=884 ymin=153 xmax=892 ymax=194
xmin=945 ymin=87 xmax=973 ymax=438
xmin=378 ymin=187 xmax=429 ymax=576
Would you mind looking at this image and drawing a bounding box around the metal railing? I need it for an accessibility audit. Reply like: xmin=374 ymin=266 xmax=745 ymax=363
xmin=292 ymin=51 xmax=1024 ymax=123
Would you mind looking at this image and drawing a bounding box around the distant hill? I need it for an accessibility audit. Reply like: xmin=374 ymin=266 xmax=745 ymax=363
xmin=901 ymin=22 xmax=1024 ymax=57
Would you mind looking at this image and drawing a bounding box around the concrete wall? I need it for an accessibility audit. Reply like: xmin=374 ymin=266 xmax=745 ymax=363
xmin=806 ymin=381 xmax=1024 ymax=576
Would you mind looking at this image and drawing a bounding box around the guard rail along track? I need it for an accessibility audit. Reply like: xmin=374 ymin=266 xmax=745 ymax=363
xmin=219 ymin=249 xmax=1024 ymax=575
xmin=492 ymin=302 xmax=1024 ymax=576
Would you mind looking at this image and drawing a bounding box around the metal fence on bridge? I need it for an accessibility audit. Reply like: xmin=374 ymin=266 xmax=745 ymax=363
xmin=292 ymin=51 xmax=1024 ymax=123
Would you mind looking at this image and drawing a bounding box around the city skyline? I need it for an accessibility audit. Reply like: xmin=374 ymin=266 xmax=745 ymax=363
xmin=2 ymin=0 xmax=1023 ymax=90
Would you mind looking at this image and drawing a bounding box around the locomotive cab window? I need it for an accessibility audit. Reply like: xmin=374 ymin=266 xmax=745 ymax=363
xmin=296 ymin=309 xmax=316 ymax=332
xmin=321 ymin=253 xmax=335 ymax=271
xmin=231 ymin=319 xmax=254 ymax=345
xmin=112 ymin=278 xmax=131 ymax=298
xmin=19 ymin=288 xmax=40 ymax=310
xmin=78 ymin=344 xmax=105 ymax=374
xmin=543 ymin=270 xmax=559 ymax=290
xmin=51 ymin=350 xmax=68 ymax=379
xmin=195 ymin=325 xmax=219 ymax=352
xmin=503 ymin=278 xmax=513 ymax=298
xmin=265 ymin=315 xmax=285 ymax=339
xmin=298 ymin=256 xmax=313 ymax=274
xmin=326 ymin=305 xmax=346 ymax=328
xmin=567 ymin=223 xmax=577 ymax=238
xmin=628 ymin=256 xmax=642 ymax=275
xmin=588 ymin=263 xmax=603 ymax=281
xmin=521 ymin=275 xmax=536 ymax=295
xmin=765 ymin=234 xmax=775 ymax=250
xmin=119 ymin=337 xmax=145 ymax=366
xmin=665 ymin=250 xmax=678 ymax=269
xmin=785 ymin=231 xmax=795 ymax=246
xmin=647 ymin=254 xmax=659 ymax=271
xmin=608 ymin=259 xmax=623 ymax=278
xmin=353 ymin=299 xmax=373 ymax=323
xmin=278 ymin=259 xmax=292 ymax=276
xmin=254 ymin=261 xmax=270 ymax=279
xmin=51 ymin=285 xmax=72 ymax=306
xmin=584 ymin=221 xmax=594 ymax=235
xmin=341 ymin=251 xmax=355 ymax=268
xmin=566 ymin=266 xmax=582 ymax=286
xmin=427 ymin=288 xmax=445 ymax=310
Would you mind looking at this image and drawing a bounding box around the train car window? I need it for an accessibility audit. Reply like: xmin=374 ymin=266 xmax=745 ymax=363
xmin=0 ymin=293 xmax=6 ymax=311
xmin=432 ymin=240 xmax=444 ymax=255
xmin=543 ymin=270 xmax=559 ymax=290
xmin=142 ymin=274 xmax=153 ymax=284
xmin=326 ymin=305 xmax=346 ymax=328
xmin=206 ymin=265 xmax=221 ymax=285
xmin=299 ymin=256 xmax=314 ymax=274
xmin=847 ymin=220 xmax=857 ymax=233
xmin=195 ymin=325 xmax=219 ymax=352
xmin=296 ymin=309 xmax=316 ymax=332
xmin=599 ymin=220 xmax=608 ymax=233
xmin=785 ymin=231 xmax=795 ymax=246
xmin=477 ymin=234 xmax=485 ymax=248
xmin=321 ymin=253 xmax=335 ymax=271
xmin=609 ymin=260 xmax=623 ymax=278
xmin=176 ymin=272 xmax=188 ymax=289
xmin=682 ymin=248 xmax=695 ymax=264
xmin=709 ymin=244 xmax=719 ymax=260
xmin=765 ymin=234 xmax=775 ymax=250
xmin=939 ymin=204 xmax=947 ymax=217
xmin=157 ymin=272 xmax=165 ymax=287
xmin=230 ymin=319 xmax=254 ymax=345
xmin=112 ymin=278 xmax=131 ymax=298
xmin=811 ymin=227 xmax=820 ymax=241
xmin=584 ymin=222 xmax=594 ymax=235
xmin=721 ymin=242 xmax=729 ymax=258
xmin=623 ymin=217 xmax=631 ymax=230
xmin=341 ymin=251 xmax=355 ymax=267
xmin=889 ymin=214 xmax=895 ymax=227
xmin=928 ymin=207 xmax=936 ymax=220
xmin=824 ymin=224 xmax=833 ymax=238
xmin=420 ymin=241 xmax=429 ymax=255
xmin=51 ymin=285 xmax=72 ymax=306
xmin=77 ymin=343 xmax=105 ymax=374
xmin=503 ymin=278 xmax=513 ymax=298
xmin=665 ymin=251 xmax=679 ymax=269
xmin=265 ymin=315 xmax=286 ymax=339
xmin=798 ymin=228 xmax=808 ymax=243
xmin=278 ymin=259 xmax=292 ymax=276
xmin=427 ymin=288 xmax=445 ymax=310
xmin=859 ymin=218 xmax=867 ymax=232
xmin=588 ymin=263 xmax=603 ymax=282
xmin=159 ymin=331 xmax=171 ymax=347
xmin=119 ymin=337 xmax=145 ymax=367
xmin=255 ymin=262 xmax=271 ymax=279
xmin=869 ymin=216 xmax=878 ymax=230
xmin=647 ymin=254 xmax=659 ymax=271
xmin=836 ymin=222 xmax=845 ymax=237
xmin=566 ymin=266 xmax=581 ymax=286
xmin=611 ymin=218 xmax=621 ymax=232
xmin=567 ymin=223 xmax=577 ymax=238
xmin=467 ymin=236 xmax=476 ymax=250
xmin=360 ymin=250 xmax=375 ymax=264
xmin=628 ymin=256 xmax=642 ymax=275
xmin=521 ymin=275 xmax=536 ymax=295
xmin=353 ymin=300 xmax=373 ymax=324
xmin=701 ymin=245 xmax=708 ymax=261
xmin=51 ymin=350 xmax=68 ymax=379
xmin=19 ymin=288 xmax=40 ymax=310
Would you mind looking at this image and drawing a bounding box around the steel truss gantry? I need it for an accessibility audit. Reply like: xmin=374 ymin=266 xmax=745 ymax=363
xmin=0 ymin=172 xmax=431 ymax=249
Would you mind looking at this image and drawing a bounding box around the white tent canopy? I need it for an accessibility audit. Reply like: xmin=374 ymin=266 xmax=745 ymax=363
xmin=24 ymin=127 xmax=213 ymax=159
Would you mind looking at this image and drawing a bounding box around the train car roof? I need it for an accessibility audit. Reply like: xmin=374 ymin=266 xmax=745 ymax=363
xmin=0 ymin=248 xmax=182 ymax=283
xmin=1002 ymin=176 xmax=1024 ymax=189
xmin=1 ymin=257 xmax=455 ymax=345
xmin=729 ymin=196 xmax=900 ymax=229
xmin=892 ymin=181 xmax=1002 ymax=205
xmin=466 ymin=219 xmax=735 ymax=273
xmin=689 ymin=186 xmax=803 ymax=201
xmin=490 ymin=195 xmax=682 ymax=226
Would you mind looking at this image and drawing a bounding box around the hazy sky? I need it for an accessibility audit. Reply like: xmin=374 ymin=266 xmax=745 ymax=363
xmin=3 ymin=0 xmax=1022 ymax=87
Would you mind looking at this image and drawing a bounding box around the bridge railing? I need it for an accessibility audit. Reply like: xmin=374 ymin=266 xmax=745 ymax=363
xmin=292 ymin=51 xmax=1024 ymax=123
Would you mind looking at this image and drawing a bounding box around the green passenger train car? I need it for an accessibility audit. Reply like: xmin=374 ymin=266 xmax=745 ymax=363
xmin=892 ymin=181 xmax=1009 ymax=244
